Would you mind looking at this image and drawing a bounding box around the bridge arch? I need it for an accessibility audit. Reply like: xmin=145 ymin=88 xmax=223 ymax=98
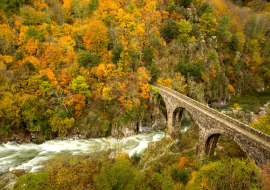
xmin=158 ymin=90 xmax=200 ymax=138
xmin=203 ymin=129 xmax=247 ymax=158
xmin=170 ymin=106 xmax=200 ymax=138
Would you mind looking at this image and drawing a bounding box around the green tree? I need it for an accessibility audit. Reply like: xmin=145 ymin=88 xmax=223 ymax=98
xmin=26 ymin=26 xmax=45 ymax=42
xmin=20 ymin=6 xmax=42 ymax=26
xmin=112 ymin=43 xmax=124 ymax=64
xmin=39 ymin=81 xmax=52 ymax=97
xmin=207 ymin=50 xmax=218 ymax=62
xmin=229 ymin=34 xmax=240 ymax=51
xmin=143 ymin=45 xmax=154 ymax=65
xmin=0 ymin=0 xmax=25 ymax=12
xmin=198 ymin=6 xmax=216 ymax=37
xmin=191 ymin=24 xmax=199 ymax=39
xmin=189 ymin=61 xmax=206 ymax=81
xmin=70 ymin=76 xmax=90 ymax=96
xmin=170 ymin=168 xmax=189 ymax=185
xmin=49 ymin=112 xmax=74 ymax=135
xmin=179 ymin=0 xmax=193 ymax=8
xmin=177 ymin=19 xmax=192 ymax=43
xmin=128 ymin=2 xmax=136 ymax=14
xmin=77 ymin=50 xmax=100 ymax=68
xmin=148 ymin=60 xmax=159 ymax=82
xmin=176 ymin=59 xmax=188 ymax=76
xmin=216 ymin=16 xmax=230 ymax=43
xmin=162 ymin=18 xmax=179 ymax=43
xmin=125 ymin=49 xmax=138 ymax=71
xmin=87 ymin=0 xmax=99 ymax=15
xmin=196 ymin=2 xmax=210 ymax=17
xmin=146 ymin=172 xmax=174 ymax=190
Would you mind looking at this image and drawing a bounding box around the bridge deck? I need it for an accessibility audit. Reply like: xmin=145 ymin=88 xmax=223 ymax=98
xmin=154 ymin=85 xmax=270 ymax=149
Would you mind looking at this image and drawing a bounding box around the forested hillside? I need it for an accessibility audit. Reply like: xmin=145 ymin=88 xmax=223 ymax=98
xmin=0 ymin=0 xmax=270 ymax=139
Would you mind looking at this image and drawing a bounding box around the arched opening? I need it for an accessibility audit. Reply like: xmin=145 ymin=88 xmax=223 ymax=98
xmin=205 ymin=134 xmax=247 ymax=159
xmin=171 ymin=107 xmax=195 ymax=138
xmin=149 ymin=93 xmax=167 ymax=131
xmin=205 ymin=134 xmax=221 ymax=156
xmin=157 ymin=94 xmax=167 ymax=121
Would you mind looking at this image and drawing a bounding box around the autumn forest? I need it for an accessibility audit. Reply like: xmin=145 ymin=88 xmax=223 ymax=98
xmin=1 ymin=0 xmax=270 ymax=189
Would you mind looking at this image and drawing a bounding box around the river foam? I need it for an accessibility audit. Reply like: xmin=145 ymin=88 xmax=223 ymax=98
xmin=0 ymin=130 xmax=165 ymax=173
xmin=0 ymin=119 xmax=195 ymax=173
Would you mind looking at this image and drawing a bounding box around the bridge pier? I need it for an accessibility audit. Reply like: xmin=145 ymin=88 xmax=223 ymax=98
xmin=167 ymin=108 xmax=185 ymax=138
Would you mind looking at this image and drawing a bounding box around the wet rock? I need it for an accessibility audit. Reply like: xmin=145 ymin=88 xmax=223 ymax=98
xmin=1 ymin=130 xmax=32 ymax=144
xmin=255 ymin=83 xmax=265 ymax=92
xmin=210 ymin=99 xmax=226 ymax=106
xmin=122 ymin=127 xmax=136 ymax=137
xmin=55 ymin=130 xmax=89 ymax=140
xmin=108 ymin=151 xmax=117 ymax=159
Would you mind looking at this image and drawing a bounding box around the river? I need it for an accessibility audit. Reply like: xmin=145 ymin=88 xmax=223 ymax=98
xmin=1 ymin=90 xmax=269 ymax=174
xmin=0 ymin=122 xmax=191 ymax=174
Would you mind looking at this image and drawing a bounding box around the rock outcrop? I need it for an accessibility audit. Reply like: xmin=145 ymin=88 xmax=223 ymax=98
xmin=220 ymin=103 xmax=270 ymax=125
xmin=0 ymin=173 xmax=18 ymax=190
xmin=111 ymin=91 xmax=167 ymax=137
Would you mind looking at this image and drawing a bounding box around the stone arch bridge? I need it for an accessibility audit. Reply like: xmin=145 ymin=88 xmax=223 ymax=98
xmin=152 ymin=84 xmax=270 ymax=169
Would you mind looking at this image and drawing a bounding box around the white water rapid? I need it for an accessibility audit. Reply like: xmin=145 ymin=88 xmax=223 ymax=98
xmin=0 ymin=131 xmax=163 ymax=174
xmin=0 ymin=122 xmax=191 ymax=174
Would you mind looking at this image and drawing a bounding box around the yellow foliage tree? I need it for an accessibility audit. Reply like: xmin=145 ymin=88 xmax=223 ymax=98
xmin=58 ymin=36 xmax=76 ymax=53
xmin=157 ymin=78 xmax=173 ymax=89
xmin=228 ymin=84 xmax=235 ymax=93
xmin=50 ymin=114 xmax=75 ymax=135
xmin=137 ymin=67 xmax=151 ymax=99
xmin=198 ymin=12 xmax=217 ymax=37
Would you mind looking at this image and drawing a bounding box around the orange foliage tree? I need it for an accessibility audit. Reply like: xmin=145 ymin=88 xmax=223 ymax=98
xmin=83 ymin=20 xmax=109 ymax=57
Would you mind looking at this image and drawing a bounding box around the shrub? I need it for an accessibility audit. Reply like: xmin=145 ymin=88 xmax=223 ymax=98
xmin=146 ymin=172 xmax=174 ymax=190
xmin=171 ymin=168 xmax=189 ymax=185
xmin=186 ymin=158 xmax=262 ymax=189
xmin=45 ymin=155 xmax=105 ymax=189
xmin=14 ymin=172 xmax=50 ymax=190
xmin=94 ymin=159 xmax=143 ymax=190
xmin=178 ymin=157 xmax=190 ymax=168
xmin=152 ymin=162 xmax=163 ymax=173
